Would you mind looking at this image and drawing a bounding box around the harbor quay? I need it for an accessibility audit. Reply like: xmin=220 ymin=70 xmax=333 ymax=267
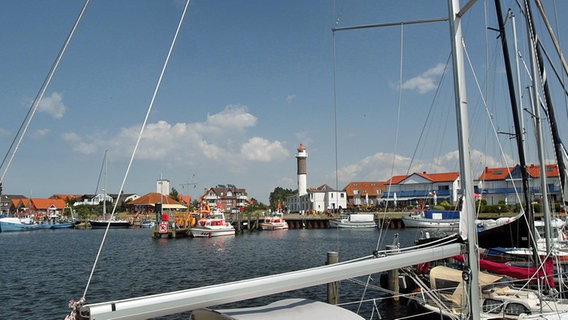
xmin=230 ymin=211 xmax=518 ymax=231
xmin=126 ymin=211 xmax=521 ymax=236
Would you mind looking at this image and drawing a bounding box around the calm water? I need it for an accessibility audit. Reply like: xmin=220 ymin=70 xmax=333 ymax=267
xmin=0 ymin=227 xmax=430 ymax=319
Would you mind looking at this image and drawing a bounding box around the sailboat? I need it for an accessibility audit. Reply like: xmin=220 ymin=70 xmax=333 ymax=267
xmin=88 ymin=150 xmax=131 ymax=229
xmin=406 ymin=1 xmax=568 ymax=319
xmin=63 ymin=1 xmax=568 ymax=320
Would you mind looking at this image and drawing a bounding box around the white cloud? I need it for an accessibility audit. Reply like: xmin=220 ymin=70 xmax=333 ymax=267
xmin=401 ymin=63 xmax=445 ymax=94
xmin=332 ymin=148 xmax=509 ymax=186
xmin=31 ymin=128 xmax=51 ymax=139
xmin=286 ymin=94 xmax=296 ymax=104
xmin=64 ymin=105 xmax=288 ymax=171
xmin=38 ymin=92 xmax=66 ymax=119
xmin=62 ymin=132 xmax=98 ymax=155
xmin=0 ymin=128 xmax=11 ymax=137
xmin=241 ymin=137 xmax=289 ymax=162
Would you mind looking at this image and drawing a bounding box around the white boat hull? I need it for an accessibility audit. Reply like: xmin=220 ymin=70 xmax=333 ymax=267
xmin=0 ymin=217 xmax=40 ymax=232
xmin=401 ymin=215 xmax=459 ymax=229
xmin=260 ymin=222 xmax=289 ymax=230
xmin=328 ymin=219 xmax=377 ymax=228
xmin=191 ymin=227 xmax=235 ymax=238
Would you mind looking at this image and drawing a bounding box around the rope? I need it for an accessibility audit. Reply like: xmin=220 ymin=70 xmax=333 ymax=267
xmin=0 ymin=0 xmax=90 ymax=184
xmin=80 ymin=0 xmax=192 ymax=302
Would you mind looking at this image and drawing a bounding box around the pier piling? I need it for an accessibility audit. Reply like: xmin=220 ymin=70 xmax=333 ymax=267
xmin=327 ymin=251 xmax=339 ymax=305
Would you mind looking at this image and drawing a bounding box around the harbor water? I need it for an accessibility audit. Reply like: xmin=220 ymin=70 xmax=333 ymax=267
xmin=0 ymin=227 xmax=436 ymax=319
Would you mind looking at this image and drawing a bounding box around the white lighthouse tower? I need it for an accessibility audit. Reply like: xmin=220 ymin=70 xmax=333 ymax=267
xmin=296 ymin=144 xmax=308 ymax=196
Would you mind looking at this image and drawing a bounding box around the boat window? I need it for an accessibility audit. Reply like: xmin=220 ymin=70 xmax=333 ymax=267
xmin=482 ymin=299 xmax=503 ymax=314
xmin=504 ymin=303 xmax=530 ymax=316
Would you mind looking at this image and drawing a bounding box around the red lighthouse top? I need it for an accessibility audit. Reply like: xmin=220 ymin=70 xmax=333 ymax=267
xmin=297 ymin=144 xmax=305 ymax=151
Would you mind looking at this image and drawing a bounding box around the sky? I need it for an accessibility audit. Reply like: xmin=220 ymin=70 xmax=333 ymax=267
xmin=1 ymin=0 xmax=567 ymax=204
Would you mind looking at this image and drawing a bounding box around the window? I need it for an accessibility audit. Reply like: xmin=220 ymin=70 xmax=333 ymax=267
xmin=354 ymin=190 xmax=359 ymax=195
xmin=482 ymin=299 xmax=503 ymax=314
xmin=504 ymin=303 xmax=530 ymax=316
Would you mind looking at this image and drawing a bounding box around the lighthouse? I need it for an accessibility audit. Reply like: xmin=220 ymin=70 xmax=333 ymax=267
xmin=296 ymin=144 xmax=308 ymax=196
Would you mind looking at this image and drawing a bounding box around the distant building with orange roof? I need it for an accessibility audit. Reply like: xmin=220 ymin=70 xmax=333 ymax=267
xmin=343 ymin=181 xmax=386 ymax=207
xmin=381 ymin=171 xmax=460 ymax=206
xmin=127 ymin=192 xmax=185 ymax=213
xmin=477 ymin=164 xmax=563 ymax=205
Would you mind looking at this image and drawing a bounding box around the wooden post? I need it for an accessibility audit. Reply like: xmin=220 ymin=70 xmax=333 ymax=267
xmin=385 ymin=244 xmax=400 ymax=301
xmin=327 ymin=251 xmax=339 ymax=304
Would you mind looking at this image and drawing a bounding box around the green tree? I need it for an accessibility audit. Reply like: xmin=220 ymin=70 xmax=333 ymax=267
xmin=170 ymin=187 xmax=180 ymax=202
xmin=242 ymin=199 xmax=268 ymax=215
xmin=269 ymin=187 xmax=296 ymax=210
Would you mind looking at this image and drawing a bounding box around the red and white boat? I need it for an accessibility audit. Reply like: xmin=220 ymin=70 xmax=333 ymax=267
xmin=260 ymin=211 xmax=289 ymax=231
xmin=191 ymin=209 xmax=235 ymax=238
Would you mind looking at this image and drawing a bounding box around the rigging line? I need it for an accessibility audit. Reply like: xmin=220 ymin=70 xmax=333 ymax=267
xmin=331 ymin=2 xmax=341 ymax=254
xmin=0 ymin=0 xmax=90 ymax=184
xmin=376 ymin=24 xmax=407 ymax=255
xmin=551 ymin=0 xmax=568 ymax=122
xmin=379 ymin=23 xmax=406 ymax=233
xmin=536 ymin=40 xmax=568 ymax=97
xmin=332 ymin=2 xmax=339 ymax=195
xmin=80 ymin=0 xmax=192 ymax=302
xmin=406 ymin=54 xmax=451 ymax=175
xmin=394 ymin=24 xmax=404 ymax=177
xmin=533 ymin=0 xmax=568 ymax=79
xmin=93 ymin=149 xmax=109 ymax=196
xmin=463 ymin=40 xmax=524 ymax=206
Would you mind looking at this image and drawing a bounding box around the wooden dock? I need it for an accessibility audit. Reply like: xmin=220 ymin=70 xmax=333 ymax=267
xmin=152 ymin=226 xmax=190 ymax=238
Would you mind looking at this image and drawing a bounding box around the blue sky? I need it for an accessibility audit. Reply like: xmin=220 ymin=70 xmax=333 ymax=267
xmin=1 ymin=0 xmax=567 ymax=203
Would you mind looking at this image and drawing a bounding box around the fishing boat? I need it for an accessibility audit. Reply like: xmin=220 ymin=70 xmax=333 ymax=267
xmin=190 ymin=209 xmax=236 ymax=238
xmin=0 ymin=216 xmax=40 ymax=232
xmin=328 ymin=213 xmax=377 ymax=228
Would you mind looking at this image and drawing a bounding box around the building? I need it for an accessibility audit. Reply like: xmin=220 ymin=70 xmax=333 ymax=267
xmin=127 ymin=192 xmax=185 ymax=214
xmin=157 ymin=179 xmax=170 ymax=195
xmin=381 ymin=171 xmax=460 ymax=207
xmin=0 ymin=194 xmax=26 ymax=215
xmin=7 ymin=198 xmax=67 ymax=217
xmin=343 ymin=181 xmax=386 ymax=207
xmin=286 ymin=144 xmax=346 ymax=213
xmin=477 ymin=164 xmax=564 ymax=206
xmin=296 ymin=144 xmax=308 ymax=196
xmin=201 ymin=184 xmax=248 ymax=212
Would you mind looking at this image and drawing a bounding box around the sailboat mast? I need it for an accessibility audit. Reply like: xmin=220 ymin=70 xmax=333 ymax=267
xmin=103 ymin=149 xmax=108 ymax=220
xmin=524 ymin=0 xmax=553 ymax=256
xmin=494 ymin=0 xmax=538 ymax=262
xmin=533 ymin=22 xmax=568 ymax=207
xmin=447 ymin=0 xmax=480 ymax=319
